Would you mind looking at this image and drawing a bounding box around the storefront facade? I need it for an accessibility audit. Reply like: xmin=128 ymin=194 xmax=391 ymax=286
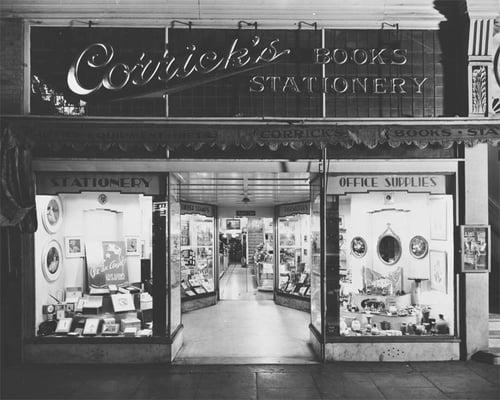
xmin=1 ymin=1 xmax=499 ymax=364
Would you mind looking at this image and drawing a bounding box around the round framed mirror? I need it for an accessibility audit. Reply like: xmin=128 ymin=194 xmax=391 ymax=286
xmin=377 ymin=234 xmax=402 ymax=265
xmin=409 ymin=235 xmax=428 ymax=259
xmin=351 ymin=236 xmax=367 ymax=258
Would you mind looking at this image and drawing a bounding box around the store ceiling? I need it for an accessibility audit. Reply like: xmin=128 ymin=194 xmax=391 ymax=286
xmin=178 ymin=172 xmax=312 ymax=207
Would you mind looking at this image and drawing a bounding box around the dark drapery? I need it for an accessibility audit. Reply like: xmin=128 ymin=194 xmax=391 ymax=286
xmin=0 ymin=126 xmax=37 ymax=232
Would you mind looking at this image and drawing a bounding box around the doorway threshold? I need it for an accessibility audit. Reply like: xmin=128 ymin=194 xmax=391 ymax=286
xmin=173 ymin=356 xmax=319 ymax=365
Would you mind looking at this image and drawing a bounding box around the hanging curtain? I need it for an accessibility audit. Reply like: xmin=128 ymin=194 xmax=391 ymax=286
xmin=0 ymin=126 xmax=37 ymax=233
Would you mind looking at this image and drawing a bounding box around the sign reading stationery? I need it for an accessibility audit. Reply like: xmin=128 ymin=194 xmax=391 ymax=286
xmin=37 ymin=173 xmax=160 ymax=195
xmin=327 ymin=175 xmax=446 ymax=195
xmin=180 ymin=201 xmax=215 ymax=218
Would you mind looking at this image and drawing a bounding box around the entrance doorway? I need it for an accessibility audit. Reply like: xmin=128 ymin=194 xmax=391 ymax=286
xmin=174 ymin=171 xmax=318 ymax=363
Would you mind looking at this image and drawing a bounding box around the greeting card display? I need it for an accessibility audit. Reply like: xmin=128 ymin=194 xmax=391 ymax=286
xmin=85 ymin=241 xmax=129 ymax=288
xmin=83 ymin=318 xmax=100 ymax=335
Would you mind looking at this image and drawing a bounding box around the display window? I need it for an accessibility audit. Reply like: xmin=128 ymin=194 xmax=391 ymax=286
xmin=338 ymin=191 xmax=455 ymax=337
xmin=35 ymin=192 xmax=154 ymax=338
xmin=277 ymin=212 xmax=311 ymax=298
xmin=180 ymin=213 xmax=215 ymax=298
xmin=252 ymin=218 xmax=274 ymax=291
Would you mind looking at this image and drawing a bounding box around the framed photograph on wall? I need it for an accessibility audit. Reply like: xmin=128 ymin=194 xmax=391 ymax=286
xmin=460 ymin=225 xmax=491 ymax=272
xmin=429 ymin=198 xmax=447 ymax=241
xmin=41 ymin=196 xmax=63 ymax=234
xmin=429 ymin=250 xmax=447 ymax=293
xmin=64 ymin=236 xmax=84 ymax=258
xmin=125 ymin=236 xmax=140 ymax=256
xmin=41 ymin=240 xmax=63 ymax=282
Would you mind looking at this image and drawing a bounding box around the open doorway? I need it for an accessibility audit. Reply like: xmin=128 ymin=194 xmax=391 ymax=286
xmin=174 ymin=172 xmax=318 ymax=363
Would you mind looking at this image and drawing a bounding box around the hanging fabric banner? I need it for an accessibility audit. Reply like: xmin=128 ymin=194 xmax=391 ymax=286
xmin=2 ymin=117 xmax=499 ymax=153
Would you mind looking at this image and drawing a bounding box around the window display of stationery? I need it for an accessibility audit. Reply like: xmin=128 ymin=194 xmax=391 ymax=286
xmin=337 ymin=192 xmax=455 ymax=337
xmin=180 ymin=214 xmax=215 ymax=298
xmin=34 ymin=192 xmax=154 ymax=338
xmin=277 ymin=214 xmax=311 ymax=299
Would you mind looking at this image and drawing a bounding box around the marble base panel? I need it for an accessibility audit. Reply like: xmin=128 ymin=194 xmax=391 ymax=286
xmin=275 ymin=292 xmax=310 ymax=312
xmin=181 ymin=293 xmax=217 ymax=313
xmin=24 ymin=343 xmax=172 ymax=363
xmin=325 ymin=341 xmax=460 ymax=362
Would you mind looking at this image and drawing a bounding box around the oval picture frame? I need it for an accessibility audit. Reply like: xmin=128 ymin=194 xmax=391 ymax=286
xmin=41 ymin=196 xmax=63 ymax=234
xmin=409 ymin=235 xmax=429 ymax=259
xmin=42 ymin=240 xmax=63 ymax=282
xmin=351 ymin=236 xmax=367 ymax=258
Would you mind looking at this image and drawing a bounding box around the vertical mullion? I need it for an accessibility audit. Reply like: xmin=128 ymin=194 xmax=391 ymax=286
xmin=321 ymin=28 xmax=326 ymax=118
xmin=165 ymin=27 xmax=169 ymax=118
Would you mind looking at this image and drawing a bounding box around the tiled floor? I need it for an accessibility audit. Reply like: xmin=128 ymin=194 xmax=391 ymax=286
xmin=2 ymin=361 xmax=499 ymax=399
xmin=177 ymin=264 xmax=315 ymax=363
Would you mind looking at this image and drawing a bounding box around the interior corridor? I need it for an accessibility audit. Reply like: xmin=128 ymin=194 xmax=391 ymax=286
xmin=176 ymin=263 xmax=316 ymax=363
xmin=219 ymin=263 xmax=272 ymax=301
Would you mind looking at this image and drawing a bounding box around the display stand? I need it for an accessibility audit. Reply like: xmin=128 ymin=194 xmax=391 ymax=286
xmin=180 ymin=201 xmax=217 ymax=312
xmin=275 ymin=202 xmax=311 ymax=311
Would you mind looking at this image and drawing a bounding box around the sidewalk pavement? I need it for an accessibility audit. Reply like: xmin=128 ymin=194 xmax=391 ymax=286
xmin=1 ymin=361 xmax=499 ymax=399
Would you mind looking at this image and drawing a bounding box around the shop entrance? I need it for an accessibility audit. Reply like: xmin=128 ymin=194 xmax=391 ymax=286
xmin=174 ymin=171 xmax=318 ymax=363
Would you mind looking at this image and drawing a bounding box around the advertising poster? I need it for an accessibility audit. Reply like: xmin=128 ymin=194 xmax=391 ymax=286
xmin=461 ymin=225 xmax=490 ymax=272
xmin=85 ymin=240 xmax=129 ymax=287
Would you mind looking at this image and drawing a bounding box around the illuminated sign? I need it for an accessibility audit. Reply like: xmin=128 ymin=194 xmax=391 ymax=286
xmin=67 ymin=37 xmax=428 ymax=97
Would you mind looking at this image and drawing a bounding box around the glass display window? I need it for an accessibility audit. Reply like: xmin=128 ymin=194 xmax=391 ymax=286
xmin=277 ymin=208 xmax=311 ymax=298
xmin=180 ymin=213 xmax=215 ymax=298
xmin=338 ymin=192 xmax=455 ymax=337
xmin=252 ymin=218 xmax=274 ymax=291
xmin=34 ymin=192 xmax=154 ymax=338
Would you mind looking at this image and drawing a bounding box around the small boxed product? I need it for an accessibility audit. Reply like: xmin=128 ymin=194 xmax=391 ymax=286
xmin=140 ymin=293 xmax=153 ymax=310
xmin=111 ymin=293 xmax=135 ymax=313
xmin=121 ymin=317 xmax=141 ymax=332
xmin=123 ymin=327 xmax=137 ymax=337
xmin=82 ymin=295 xmax=103 ymax=314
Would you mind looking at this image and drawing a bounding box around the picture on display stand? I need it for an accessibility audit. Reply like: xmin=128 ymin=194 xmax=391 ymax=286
xmin=226 ymin=219 xmax=240 ymax=230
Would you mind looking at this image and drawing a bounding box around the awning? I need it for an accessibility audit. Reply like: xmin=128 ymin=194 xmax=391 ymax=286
xmin=1 ymin=116 xmax=499 ymax=153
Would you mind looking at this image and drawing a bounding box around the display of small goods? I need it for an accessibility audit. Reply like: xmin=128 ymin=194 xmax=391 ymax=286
xmin=409 ymin=235 xmax=428 ymax=259
xmin=38 ymin=280 xmax=153 ymax=337
xmin=351 ymin=236 xmax=367 ymax=258
xmin=41 ymin=239 xmax=63 ymax=282
xmin=41 ymin=195 xmax=63 ymax=234
xmin=180 ymin=215 xmax=215 ymax=299
xmin=339 ymin=269 xmax=451 ymax=337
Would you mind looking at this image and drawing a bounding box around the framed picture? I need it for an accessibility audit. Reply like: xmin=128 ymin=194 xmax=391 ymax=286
xmin=64 ymin=236 xmax=84 ymax=258
xmin=351 ymin=236 xmax=367 ymax=258
xmin=409 ymin=235 xmax=429 ymax=259
xmin=125 ymin=236 xmax=140 ymax=255
xmin=429 ymin=250 xmax=447 ymax=293
xmin=41 ymin=240 xmax=63 ymax=282
xmin=461 ymin=225 xmax=491 ymax=272
xmin=430 ymin=198 xmax=447 ymax=241
xmin=41 ymin=196 xmax=63 ymax=234
xmin=83 ymin=318 xmax=100 ymax=335
xmin=226 ymin=219 xmax=241 ymax=230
